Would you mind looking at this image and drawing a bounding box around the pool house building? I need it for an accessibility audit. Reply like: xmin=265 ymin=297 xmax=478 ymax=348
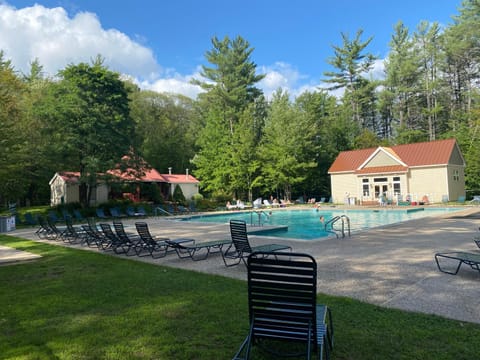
xmin=328 ymin=139 xmax=466 ymax=205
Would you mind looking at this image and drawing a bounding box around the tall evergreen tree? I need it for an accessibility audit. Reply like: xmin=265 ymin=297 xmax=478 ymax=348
xmin=258 ymin=90 xmax=317 ymax=201
xmin=192 ymin=35 xmax=265 ymax=197
xmin=323 ymin=29 xmax=377 ymax=126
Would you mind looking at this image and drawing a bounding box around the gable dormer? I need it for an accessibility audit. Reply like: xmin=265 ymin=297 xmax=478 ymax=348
xmin=357 ymin=147 xmax=407 ymax=170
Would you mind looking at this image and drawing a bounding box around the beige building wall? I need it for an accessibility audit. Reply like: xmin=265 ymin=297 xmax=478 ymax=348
xmin=408 ymin=167 xmax=448 ymax=203
xmin=364 ymin=151 xmax=399 ymax=167
xmin=330 ymin=173 xmax=359 ymax=204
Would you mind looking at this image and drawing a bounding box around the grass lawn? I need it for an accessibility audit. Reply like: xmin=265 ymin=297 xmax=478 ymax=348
xmin=1 ymin=235 xmax=479 ymax=359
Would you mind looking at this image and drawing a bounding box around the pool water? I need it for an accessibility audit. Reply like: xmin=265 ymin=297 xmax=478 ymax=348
xmin=183 ymin=207 xmax=464 ymax=240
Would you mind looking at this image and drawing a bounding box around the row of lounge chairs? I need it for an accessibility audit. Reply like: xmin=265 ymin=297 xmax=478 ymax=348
xmin=34 ymin=217 xmax=292 ymax=266
xmin=435 ymin=233 xmax=480 ymax=275
xmin=34 ymin=216 xmax=334 ymax=359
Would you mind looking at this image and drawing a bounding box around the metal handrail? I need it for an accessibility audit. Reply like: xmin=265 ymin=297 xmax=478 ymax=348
xmin=324 ymin=215 xmax=351 ymax=238
xmin=250 ymin=210 xmax=270 ymax=226
xmin=154 ymin=206 xmax=172 ymax=216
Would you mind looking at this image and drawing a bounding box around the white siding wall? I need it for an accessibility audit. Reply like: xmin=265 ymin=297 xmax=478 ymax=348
xmin=408 ymin=167 xmax=448 ymax=203
xmin=330 ymin=173 xmax=359 ymax=204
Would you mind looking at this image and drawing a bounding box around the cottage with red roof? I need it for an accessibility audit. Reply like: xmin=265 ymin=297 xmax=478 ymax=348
xmin=49 ymin=167 xmax=200 ymax=206
xmin=328 ymin=139 xmax=465 ymax=205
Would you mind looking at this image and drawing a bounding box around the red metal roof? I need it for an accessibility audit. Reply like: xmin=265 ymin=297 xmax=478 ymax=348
xmin=329 ymin=139 xmax=460 ymax=174
xmin=57 ymin=170 xmax=199 ymax=184
xmin=161 ymin=173 xmax=199 ymax=184
xmin=108 ymin=167 xmax=167 ymax=182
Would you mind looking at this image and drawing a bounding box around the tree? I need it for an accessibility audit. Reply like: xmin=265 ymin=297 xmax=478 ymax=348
xmin=0 ymin=52 xmax=29 ymax=204
xmin=130 ymin=88 xmax=197 ymax=173
xmin=192 ymin=35 xmax=265 ymax=197
xmin=323 ymin=29 xmax=377 ymax=125
xmin=258 ymin=90 xmax=317 ymax=200
xmin=37 ymin=58 xmax=136 ymax=206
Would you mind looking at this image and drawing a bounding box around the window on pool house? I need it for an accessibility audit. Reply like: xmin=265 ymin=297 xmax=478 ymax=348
xmin=453 ymin=170 xmax=459 ymax=181
xmin=362 ymin=178 xmax=369 ymax=196
xmin=393 ymin=176 xmax=401 ymax=195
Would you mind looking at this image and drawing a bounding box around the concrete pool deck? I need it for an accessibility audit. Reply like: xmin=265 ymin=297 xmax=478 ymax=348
xmin=3 ymin=206 xmax=480 ymax=324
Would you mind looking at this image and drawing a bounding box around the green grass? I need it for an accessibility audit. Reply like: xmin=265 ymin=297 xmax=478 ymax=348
xmin=1 ymin=235 xmax=479 ymax=359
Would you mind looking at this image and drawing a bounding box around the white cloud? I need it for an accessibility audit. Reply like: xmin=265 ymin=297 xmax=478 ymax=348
xmin=0 ymin=3 xmax=357 ymax=100
xmin=0 ymin=3 xmax=159 ymax=79
xmin=141 ymin=71 xmax=204 ymax=99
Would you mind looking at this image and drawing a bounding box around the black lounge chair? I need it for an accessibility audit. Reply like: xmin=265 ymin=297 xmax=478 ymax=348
xmin=134 ymin=222 xmax=194 ymax=258
xmin=99 ymin=223 xmax=135 ymax=255
xmin=435 ymin=251 xmax=480 ymax=275
xmin=112 ymin=219 xmax=141 ymax=244
xmin=233 ymin=252 xmax=334 ymax=360
xmin=222 ymin=219 xmax=292 ymax=267
xmin=81 ymin=224 xmax=106 ymax=248
xmin=63 ymin=215 xmax=85 ymax=244
xmin=36 ymin=215 xmax=55 ymax=240
xmin=166 ymin=238 xmax=232 ymax=261
xmin=46 ymin=216 xmax=67 ymax=240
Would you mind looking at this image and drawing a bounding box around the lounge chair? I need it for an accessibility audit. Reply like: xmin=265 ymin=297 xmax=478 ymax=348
xmin=470 ymin=195 xmax=480 ymax=205
xmin=72 ymin=209 xmax=85 ymax=222
xmin=253 ymin=198 xmax=262 ymax=209
xmin=109 ymin=207 xmax=127 ymax=218
xmin=222 ymin=220 xmax=292 ymax=267
xmin=46 ymin=216 xmax=67 ymax=240
xmin=166 ymin=238 xmax=232 ymax=261
xmin=35 ymin=215 xmax=55 ymax=239
xmin=134 ymin=222 xmax=194 ymax=258
xmin=112 ymin=219 xmax=141 ymax=245
xmin=24 ymin=212 xmax=38 ymax=226
xmin=99 ymin=223 xmax=135 ymax=254
xmin=474 ymin=235 xmax=480 ymax=249
xmin=435 ymin=251 xmax=480 ymax=275
xmin=63 ymin=215 xmax=85 ymax=244
xmin=48 ymin=210 xmax=60 ymax=223
xmin=126 ymin=206 xmax=143 ymax=218
xmin=81 ymin=223 xmax=105 ymax=248
xmin=136 ymin=206 xmax=147 ymax=216
xmin=233 ymin=252 xmax=334 ymax=360
xmin=263 ymin=199 xmax=272 ymax=208
xmin=96 ymin=208 xmax=110 ymax=219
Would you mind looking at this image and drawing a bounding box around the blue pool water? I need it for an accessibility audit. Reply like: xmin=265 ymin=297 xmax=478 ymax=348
xmin=182 ymin=207 xmax=464 ymax=240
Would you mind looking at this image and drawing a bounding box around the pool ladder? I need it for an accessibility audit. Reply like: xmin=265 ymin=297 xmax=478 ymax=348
xmin=250 ymin=210 xmax=270 ymax=226
xmin=324 ymin=215 xmax=351 ymax=238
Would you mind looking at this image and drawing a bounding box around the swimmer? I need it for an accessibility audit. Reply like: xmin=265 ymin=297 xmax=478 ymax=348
xmin=319 ymin=215 xmax=325 ymax=224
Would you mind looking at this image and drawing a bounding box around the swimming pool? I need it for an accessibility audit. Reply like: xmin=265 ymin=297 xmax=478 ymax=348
xmin=182 ymin=207 xmax=465 ymax=240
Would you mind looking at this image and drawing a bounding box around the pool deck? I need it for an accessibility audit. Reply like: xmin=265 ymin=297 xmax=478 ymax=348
xmin=3 ymin=206 xmax=480 ymax=324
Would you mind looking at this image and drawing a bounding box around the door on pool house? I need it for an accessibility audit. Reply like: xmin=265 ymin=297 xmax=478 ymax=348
xmin=374 ymin=177 xmax=388 ymax=201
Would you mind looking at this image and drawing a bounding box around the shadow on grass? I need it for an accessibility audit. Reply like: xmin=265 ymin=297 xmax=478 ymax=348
xmin=1 ymin=235 xmax=480 ymax=359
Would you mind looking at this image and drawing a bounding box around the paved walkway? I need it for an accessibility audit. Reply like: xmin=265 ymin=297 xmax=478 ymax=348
xmin=0 ymin=245 xmax=42 ymax=265
xmin=3 ymin=207 xmax=480 ymax=324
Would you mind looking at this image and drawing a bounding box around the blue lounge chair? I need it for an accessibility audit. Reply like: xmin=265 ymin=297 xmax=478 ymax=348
xmin=96 ymin=208 xmax=109 ymax=219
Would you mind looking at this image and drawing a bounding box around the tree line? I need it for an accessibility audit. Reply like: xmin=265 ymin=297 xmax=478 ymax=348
xmin=0 ymin=0 xmax=479 ymax=207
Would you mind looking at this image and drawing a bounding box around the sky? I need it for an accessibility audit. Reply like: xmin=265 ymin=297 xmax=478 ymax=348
xmin=0 ymin=0 xmax=462 ymax=99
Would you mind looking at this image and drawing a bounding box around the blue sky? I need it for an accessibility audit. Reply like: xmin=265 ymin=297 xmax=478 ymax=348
xmin=1 ymin=0 xmax=462 ymax=98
